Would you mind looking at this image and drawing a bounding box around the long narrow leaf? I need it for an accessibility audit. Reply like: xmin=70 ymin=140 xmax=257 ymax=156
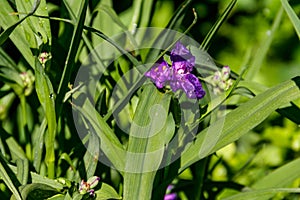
xmin=223 ymin=188 xmax=300 ymax=200
xmin=72 ymin=97 xmax=126 ymax=173
xmin=9 ymin=165 xmax=64 ymax=190
xmin=0 ymin=1 xmax=36 ymax=67
xmin=245 ymin=6 xmax=283 ymax=80
xmin=201 ymin=0 xmax=237 ymax=50
xmin=179 ymin=77 xmax=300 ymax=173
xmin=33 ymin=118 xmax=47 ymax=172
xmin=123 ymin=84 xmax=172 ymax=200
xmin=6 ymin=137 xmax=29 ymax=185
xmin=15 ymin=0 xmax=51 ymax=48
xmin=252 ymin=157 xmax=300 ymax=189
xmin=281 ymin=0 xmax=300 ymax=39
xmin=35 ymin=60 xmax=57 ymax=178
xmin=56 ymin=0 xmax=88 ymax=111
xmin=0 ymin=155 xmax=22 ymax=200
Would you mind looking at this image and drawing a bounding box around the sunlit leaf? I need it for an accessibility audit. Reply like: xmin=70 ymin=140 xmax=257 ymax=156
xmin=180 ymin=77 xmax=300 ymax=172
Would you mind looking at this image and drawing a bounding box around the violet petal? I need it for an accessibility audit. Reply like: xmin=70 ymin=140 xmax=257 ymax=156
xmin=184 ymin=74 xmax=206 ymax=99
xmin=170 ymin=42 xmax=195 ymax=73
xmin=145 ymin=58 xmax=171 ymax=88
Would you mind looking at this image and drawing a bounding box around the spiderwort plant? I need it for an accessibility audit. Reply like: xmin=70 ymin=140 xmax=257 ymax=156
xmin=145 ymin=42 xmax=206 ymax=99
xmin=1 ymin=0 xmax=300 ymax=200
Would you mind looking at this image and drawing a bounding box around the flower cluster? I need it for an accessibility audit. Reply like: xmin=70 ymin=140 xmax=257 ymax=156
xmin=38 ymin=52 xmax=52 ymax=66
xmin=19 ymin=71 xmax=35 ymax=96
xmin=79 ymin=176 xmax=100 ymax=197
xmin=145 ymin=42 xmax=206 ymax=99
xmin=204 ymin=65 xmax=233 ymax=95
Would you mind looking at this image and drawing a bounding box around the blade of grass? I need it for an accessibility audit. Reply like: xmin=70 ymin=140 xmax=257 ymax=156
xmin=139 ymin=0 xmax=154 ymax=27
xmin=56 ymin=0 xmax=88 ymax=113
xmin=71 ymin=97 xmax=126 ymax=174
xmin=6 ymin=137 xmax=29 ymax=185
xmin=201 ymin=0 xmax=237 ymax=50
xmin=129 ymin=0 xmax=142 ymax=34
xmin=35 ymin=59 xmax=57 ymax=178
xmin=245 ymin=6 xmax=283 ymax=80
xmin=252 ymin=157 xmax=300 ymax=189
xmin=281 ymin=0 xmax=300 ymax=39
xmin=123 ymin=84 xmax=171 ymax=200
xmin=223 ymin=188 xmax=300 ymax=200
xmin=83 ymin=132 xmax=100 ymax=179
xmin=179 ymin=77 xmax=300 ymax=173
xmin=61 ymin=0 xmax=108 ymax=83
xmin=0 ymin=48 xmax=18 ymax=70
xmin=33 ymin=118 xmax=47 ymax=172
xmin=144 ymin=0 xmax=194 ymax=63
xmin=0 ymin=155 xmax=22 ymax=200
xmin=166 ymin=0 xmax=193 ymax=29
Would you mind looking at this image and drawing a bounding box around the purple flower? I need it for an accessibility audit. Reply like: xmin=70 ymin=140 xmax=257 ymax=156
xmin=145 ymin=58 xmax=171 ymax=89
xmin=145 ymin=42 xmax=206 ymax=99
xmin=164 ymin=185 xmax=177 ymax=200
xmin=170 ymin=42 xmax=195 ymax=74
xmin=164 ymin=193 xmax=178 ymax=200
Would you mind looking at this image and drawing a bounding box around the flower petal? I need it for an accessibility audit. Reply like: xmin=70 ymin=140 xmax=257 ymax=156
xmin=184 ymin=74 xmax=206 ymax=99
xmin=170 ymin=42 xmax=195 ymax=74
xmin=145 ymin=58 xmax=171 ymax=88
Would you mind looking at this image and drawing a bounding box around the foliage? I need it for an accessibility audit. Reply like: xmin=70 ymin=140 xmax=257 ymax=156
xmin=0 ymin=0 xmax=300 ymax=199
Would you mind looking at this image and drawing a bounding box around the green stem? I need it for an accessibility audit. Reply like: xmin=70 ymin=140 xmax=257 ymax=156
xmin=129 ymin=0 xmax=142 ymax=34
xmin=19 ymin=95 xmax=32 ymax=161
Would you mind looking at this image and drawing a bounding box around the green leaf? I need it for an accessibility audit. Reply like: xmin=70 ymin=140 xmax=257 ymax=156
xmin=34 ymin=59 xmax=57 ymax=178
xmin=190 ymin=45 xmax=218 ymax=72
xmin=72 ymin=94 xmax=126 ymax=173
xmin=47 ymin=194 xmax=65 ymax=200
xmin=0 ymin=48 xmax=17 ymax=70
xmin=33 ymin=118 xmax=47 ymax=172
xmin=0 ymin=155 xmax=22 ymax=200
xmin=281 ymin=0 xmax=300 ymax=39
xmin=0 ymin=67 xmax=24 ymax=95
xmin=0 ymin=0 xmax=41 ymax=67
xmin=201 ymin=0 xmax=237 ymax=50
xmin=179 ymin=77 xmax=300 ymax=173
xmin=56 ymin=0 xmax=88 ymax=111
xmin=83 ymin=132 xmax=100 ymax=179
xmin=15 ymin=0 xmax=51 ymax=47
xmin=94 ymin=5 xmax=138 ymax=50
xmin=6 ymin=137 xmax=29 ymax=185
xmin=9 ymin=165 xmax=64 ymax=190
xmin=17 ymin=183 xmax=60 ymax=200
xmin=245 ymin=6 xmax=283 ymax=80
xmin=95 ymin=182 xmax=122 ymax=200
xmin=139 ymin=0 xmax=154 ymax=27
xmin=252 ymin=157 xmax=300 ymax=189
xmin=223 ymin=188 xmax=300 ymax=200
xmin=58 ymin=153 xmax=76 ymax=173
xmin=123 ymin=84 xmax=172 ymax=200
